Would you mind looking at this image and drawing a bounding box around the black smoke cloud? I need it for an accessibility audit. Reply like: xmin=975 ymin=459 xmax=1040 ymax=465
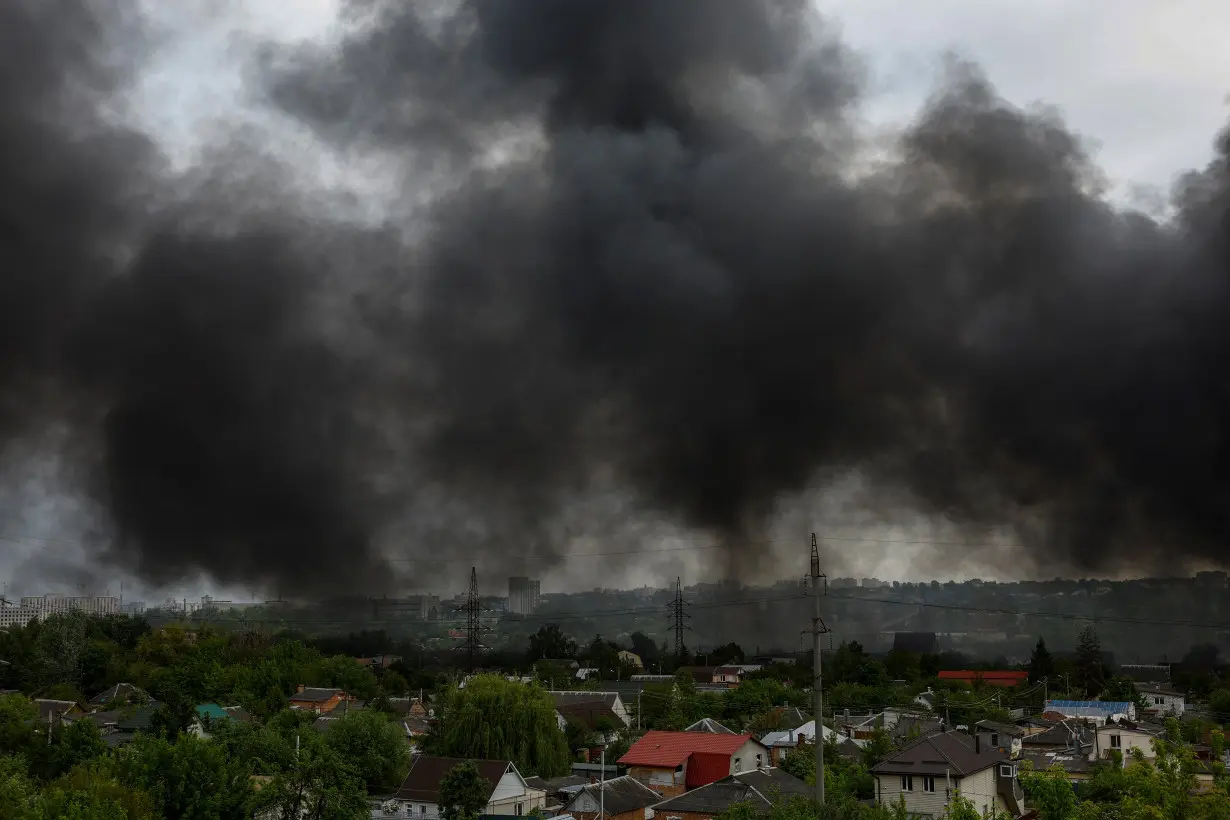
xmin=2 ymin=0 xmax=1229 ymax=593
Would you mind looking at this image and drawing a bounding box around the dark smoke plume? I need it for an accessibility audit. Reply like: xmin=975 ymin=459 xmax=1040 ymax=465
xmin=3 ymin=0 xmax=1230 ymax=592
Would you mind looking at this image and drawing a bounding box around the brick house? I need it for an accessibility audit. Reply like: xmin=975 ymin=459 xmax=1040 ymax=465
xmin=560 ymin=775 xmax=661 ymax=820
xmin=618 ymin=731 xmax=770 ymax=797
xmin=653 ymin=768 xmax=810 ymax=820
xmin=289 ymin=686 xmax=349 ymax=714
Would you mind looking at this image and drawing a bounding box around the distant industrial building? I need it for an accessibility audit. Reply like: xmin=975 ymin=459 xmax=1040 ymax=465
xmin=0 ymin=604 xmax=44 ymax=629
xmin=121 ymin=601 xmax=146 ymax=615
xmin=371 ymin=594 xmax=441 ymax=620
xmin=508 ymin=577 xmax=541 ymax=615
xmin=21 ymin=594 xmax=120 ymax=617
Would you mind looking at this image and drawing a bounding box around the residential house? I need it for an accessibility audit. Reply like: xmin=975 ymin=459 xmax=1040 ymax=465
xmin=871 ymin=731 xmax=1025 ymax=819
xmin=550 ymin=692 xmax=631 ymax=728
xmin=356 ymin=654 xmax=403 ymax=671
xmin=524 ymin=775 xmax=589 ymax=813
xmin=1134 ymin=683 xmax=1185 ymax=717
xmin=88 ymin=683 xmax=149 ymax=709
xmin=392 ymin=756 xmax=546 ymax=818
xmin=557 ymin=699 xmax=627 ymax=740
xmin=1022 ymin=720 xmax=1092 ymax=752
xmin=190 ymin=703 xmax=229 ymax=738
xmin=938 ymin=671 xmax=1028 ymax=688
xmin=712 ymin=667 xmax=744 ymax=687
xmin=753 ymin=706 xmax=810 ymax=734
xmin=677 ymin=668 xmax=719 ymax=686
xmin=77 ymin=705 xmax=159 ymax=747
xmin=837 ymin=709 xmax=936 ymax=744
xmin=652 ymin=768 xmax=811 ymax=820
xmin=685 ymin=718 xmax=736 ymax=735
xmin=1043 ymin=700 xmax=1135 ymax=723
xmin=33 ymin=699 xmax=84 ymax=723
xmin=759 ymin=721 xmax=851 ymax=766
xmin=1092 ymin=720 xmax=1161 ymax=763
xmin=618 ymin=651 xmax=644 ymax=671
xmin=974 ymin=721 xmax=1024 ymax=758
xmin=1018 ymin=748 xmax=1095 ymax=783
xmin=388 ymin=697 xmax=430 ymax=718
xmin=618 ymin=731 xmax=771 ymax=797
xmin=289 ymin=686 xmax=350 ymax=714
xmin=560 ymin=775 xmax=661 ymax=820
xmin=1017 ymin=717 xmax=1058 ymax=737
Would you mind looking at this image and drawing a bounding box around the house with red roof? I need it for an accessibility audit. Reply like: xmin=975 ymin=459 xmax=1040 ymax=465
xmin=938 ymin=670 xmax=1028 ymax=688
xmin=618 ymin=730 xmax=770 ymax=797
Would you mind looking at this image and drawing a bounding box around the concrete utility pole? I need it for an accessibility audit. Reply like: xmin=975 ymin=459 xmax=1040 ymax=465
xmin=805 ymin=533 xmax=830 ymax=806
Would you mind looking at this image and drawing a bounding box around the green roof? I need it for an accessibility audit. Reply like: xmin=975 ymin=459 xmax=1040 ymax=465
xmin=195 ymin=703 xmax=228 ymax=720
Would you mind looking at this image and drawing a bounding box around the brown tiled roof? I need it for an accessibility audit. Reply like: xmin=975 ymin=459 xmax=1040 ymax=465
xmin=871 ymin=731 xmax=1007 ymax=778
xmin=291 ymin=687 xmax=345 ymax=703
xmin=394 ymin=756 xmax=511 ymax=803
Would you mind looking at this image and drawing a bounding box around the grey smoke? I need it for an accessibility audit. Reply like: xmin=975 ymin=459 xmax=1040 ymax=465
xmin=2 ymin=0 xmax=1229 ymax=594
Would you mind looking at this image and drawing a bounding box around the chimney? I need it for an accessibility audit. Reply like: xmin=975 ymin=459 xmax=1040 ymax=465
xmin=297 ymin=685 xmax=305 ymax=693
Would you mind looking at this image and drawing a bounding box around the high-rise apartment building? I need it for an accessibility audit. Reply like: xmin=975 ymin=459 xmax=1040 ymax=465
xmin=20 ymin=594 xmax=120 ymax=617
xmin=508 ymin=577 xmax=541 ymax=615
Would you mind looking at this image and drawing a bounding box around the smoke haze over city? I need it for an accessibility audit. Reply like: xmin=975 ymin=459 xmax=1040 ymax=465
xmin=2 ymin=0 xmax=1230 ymax=599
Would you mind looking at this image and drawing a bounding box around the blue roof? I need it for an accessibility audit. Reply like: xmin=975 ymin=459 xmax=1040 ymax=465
xmin=195 ymin=703 xmax=228 ymax=720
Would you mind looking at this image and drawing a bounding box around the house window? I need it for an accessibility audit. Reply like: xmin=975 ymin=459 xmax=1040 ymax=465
xmin=990 ymin=733 xmax=999 ymax=747
xmin=420 ymin=806 xmax=427 ymax=815
xmin=923 ymin=776 xmax=935 ymax=793
xmin=515 ymin=803 xmax=524 ymax=816
xmin=1155 ymin=697 xmax=1165 ymax=706
xmin=901 ymin=775 xmax=913 ymax=791
xmin=1110 ymin=735 xmax=1122 ymax=749
xmin=734 ymin=757 xmax=742 ymax=771
xmin=999 ymin=765 xmax=1014 ymax=778
xmin=756 ymin=754 xmax=763 ymax=768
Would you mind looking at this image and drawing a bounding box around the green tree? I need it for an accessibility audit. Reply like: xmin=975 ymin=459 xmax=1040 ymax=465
xmin=323 ymin=710 xmax=411 ymax=791
xmin=42 ymin=719 xmax=108 ymax=781
xmin=1100 ymin=677 xmax=1149 ymax=712
xmin=381 ymin=669 xmax=410 ymax=696
xmin=431 ymin=675 xmax=570 ymax=776
xmin=527 ymin=625 xmax=577 ymax=661
xmin=251 ymin=739 xmax=368 ymax=820
xmin=1029 ymin=638 xmax=1056 ymax=685
xmin=112 ymin=732 xmax=252 ymax=819
xmin=1020 ymin=764 xmax=1078 ymax=820
xmin=440 ymin=760 xmax=491 ymax=820
xmin=1075 ymin=626 xmax=1105 ymax=697
xmin=0 ymin=755 xmax=38 ymax=820
xmin=40 ymin=763 xmax=156 ymax=820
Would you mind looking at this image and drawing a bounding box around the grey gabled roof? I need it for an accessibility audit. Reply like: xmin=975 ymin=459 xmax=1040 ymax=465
xmin=975 ymin=720 xmax=1024 ymax=737
xmin=89 ymin=683 xmax=149 ymax=706
xmin=564 ymin=776 xmax=660 ymax=816
xmin=727 ymin=768 xmax=811 ymax=798
xmin=686 ymin=718 xmax=736 ymax=734
xmin=652 ymin=781 xmax=767 ymax=814
xmin=652 ymin=768 xmax=808 ymax=814
xmin=871 ymin=731 xmax=1006 ymax=778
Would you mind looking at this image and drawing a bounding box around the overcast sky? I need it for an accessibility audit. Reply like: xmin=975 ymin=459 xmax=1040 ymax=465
xmin=7 ymin=0 xmax=1230 ymax=601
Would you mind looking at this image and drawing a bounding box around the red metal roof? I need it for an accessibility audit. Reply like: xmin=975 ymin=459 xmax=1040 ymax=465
xmin=618 ymin=730 xmax=752 ymax=768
